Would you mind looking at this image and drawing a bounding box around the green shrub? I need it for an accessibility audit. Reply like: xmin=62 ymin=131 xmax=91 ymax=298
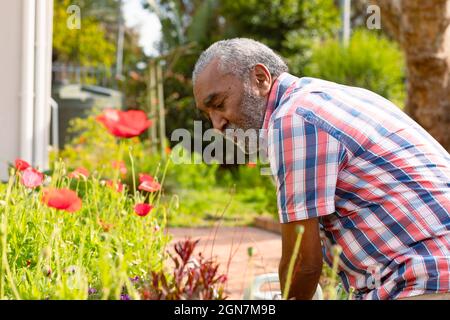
xmin=164 ymin=148 xmax=219 ymax=191
xmin=304 ymin=29 xmax=405 ymax=107
xmin=228 ymin=164 xmax=277 ymax=215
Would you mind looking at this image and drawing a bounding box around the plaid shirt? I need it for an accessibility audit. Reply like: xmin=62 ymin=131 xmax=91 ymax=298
xmin=262 ymin=72 xmax=450 ymax=300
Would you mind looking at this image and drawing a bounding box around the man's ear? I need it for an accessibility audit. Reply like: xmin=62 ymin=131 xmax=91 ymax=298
xmin=251 ymin=63 xmax=272 ymax=97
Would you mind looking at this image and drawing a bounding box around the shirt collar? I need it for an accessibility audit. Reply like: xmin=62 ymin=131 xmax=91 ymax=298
xmin=261 ymin=72 xmax=299 ymax=132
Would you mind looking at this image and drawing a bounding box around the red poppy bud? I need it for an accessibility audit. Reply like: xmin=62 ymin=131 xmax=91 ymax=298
xmin=134 ymin=203 xmax=153 ymax=217
xmin=15 ymin=159 xmax=30 ymax=171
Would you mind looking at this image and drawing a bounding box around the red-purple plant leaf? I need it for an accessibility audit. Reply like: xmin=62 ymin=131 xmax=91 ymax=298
xmin=139 ymin=239 xmax=227 ymax=300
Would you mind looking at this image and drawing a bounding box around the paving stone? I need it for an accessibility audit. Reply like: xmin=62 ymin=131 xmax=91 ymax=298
xmin=167 ymin=226 xmax=282 ymax=300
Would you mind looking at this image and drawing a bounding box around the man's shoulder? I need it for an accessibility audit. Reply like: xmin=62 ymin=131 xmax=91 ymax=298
xmin=271 ymin=74 xmax=399 ymax=127
xmin=269 ymin=76 xmax=345 ymax=124
xmin=266 ymin=75 xmax=402 ymax=150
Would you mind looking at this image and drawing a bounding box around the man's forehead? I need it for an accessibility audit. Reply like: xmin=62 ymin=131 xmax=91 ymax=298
xmin=196 ymin=59 xmax=223 ymax=87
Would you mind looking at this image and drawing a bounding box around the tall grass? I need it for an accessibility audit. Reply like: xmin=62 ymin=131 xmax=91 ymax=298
xmin=0 ymin=161 xmax=169 ymax=299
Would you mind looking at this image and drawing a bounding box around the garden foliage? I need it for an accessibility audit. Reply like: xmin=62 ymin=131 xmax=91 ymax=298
xmin=304 ymin=29 xmax=405 ymax=107
xmin=0 ymin=110 xmax=228 ymax=300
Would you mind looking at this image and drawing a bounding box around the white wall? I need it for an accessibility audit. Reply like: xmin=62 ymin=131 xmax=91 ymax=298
xmin=0 ymin=0 xmax=53 ymax=181
xmin=34 ymin=0 xmax=54 ymax=171
xmin=0 ymin=0 xmax=22 ymax=180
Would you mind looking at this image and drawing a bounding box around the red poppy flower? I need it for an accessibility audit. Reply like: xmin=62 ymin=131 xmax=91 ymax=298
xmin=246 ymin=162 xmax=257 ymax=168
xmin=138 ymin=173 xmax=155 ymax=184
xmin=41 ymin=188 xmax=82 ymax=213
xmin=112 ymin=160 xmax=127 ymax=176
xmin=138 ymin=180 xmax=161 ymax=193
xmin=134 ymin=203 xmax=153 ymax=217
xmin=68 ymin=167 xmax=90 ymax=179
xmin=15 ymin=159 xmax=30 ymax=171
xmin=21 ymin=168 xmax=44 ymax=188
xmin=106 ymin=180 xmax=124 ymax=193
xmin=96 ymin=109 xmax=152 ymax=138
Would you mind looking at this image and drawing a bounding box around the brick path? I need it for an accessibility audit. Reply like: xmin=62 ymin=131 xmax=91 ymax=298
xmin=168 ymin=226 xmax=282 ymax=300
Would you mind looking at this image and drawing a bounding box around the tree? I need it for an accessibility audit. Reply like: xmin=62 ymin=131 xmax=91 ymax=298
xmin=220 ymin=0 xmax=339 ymax=75
xmin=143 ymin=0 xmax=340 ymax=137
xmin=52 ymin=0 xmax=150 ymax=110
xmin=371 ymin=0 xmax=450 ymax=151
xmin=52 ymin=0 xmax=116 ymax=67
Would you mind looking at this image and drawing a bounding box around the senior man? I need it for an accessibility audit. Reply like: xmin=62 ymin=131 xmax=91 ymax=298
xmin=192 ymin=38 xmax=450 ymax=300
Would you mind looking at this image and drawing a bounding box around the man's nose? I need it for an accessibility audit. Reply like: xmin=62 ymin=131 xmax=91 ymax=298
xmin=209 ymin=112 xmax=228 ymax=132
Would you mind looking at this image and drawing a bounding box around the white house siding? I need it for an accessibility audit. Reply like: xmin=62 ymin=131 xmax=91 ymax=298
xmin=0 ymin=0 xmax=53 ymax=181
xmin=0 ymin=0 xmax=22 ymax=181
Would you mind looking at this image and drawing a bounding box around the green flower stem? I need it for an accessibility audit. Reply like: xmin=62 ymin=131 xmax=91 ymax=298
xmin=154 ymin=157 xmax=170 ymax=209
xmin=327 ymin=245 xmax=343 ymax=300
xmin=282 ymin=225 xmax=304 ymax=300
xmin=128 ymin=147 xmax=136 ymax=199
xmin=114 ymin=140 xmax=126 ymax=184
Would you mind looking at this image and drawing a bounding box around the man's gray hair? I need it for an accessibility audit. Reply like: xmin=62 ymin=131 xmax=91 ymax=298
xmin=192 ymin=38 xmax=288 ymax=85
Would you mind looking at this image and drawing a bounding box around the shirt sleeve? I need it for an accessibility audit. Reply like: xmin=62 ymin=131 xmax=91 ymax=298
xmin=268 ymin=114 xmax=347 ymax=223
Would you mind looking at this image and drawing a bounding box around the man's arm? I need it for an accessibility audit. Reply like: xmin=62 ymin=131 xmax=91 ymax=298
xmin=279 ymin=218 xmax=323 ymax=300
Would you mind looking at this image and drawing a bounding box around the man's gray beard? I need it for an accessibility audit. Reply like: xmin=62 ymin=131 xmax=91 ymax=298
xmin=225 ymin=88 xmax=267 ymax=155
xmin=238 ymin=89 xmax=267 ymax=131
